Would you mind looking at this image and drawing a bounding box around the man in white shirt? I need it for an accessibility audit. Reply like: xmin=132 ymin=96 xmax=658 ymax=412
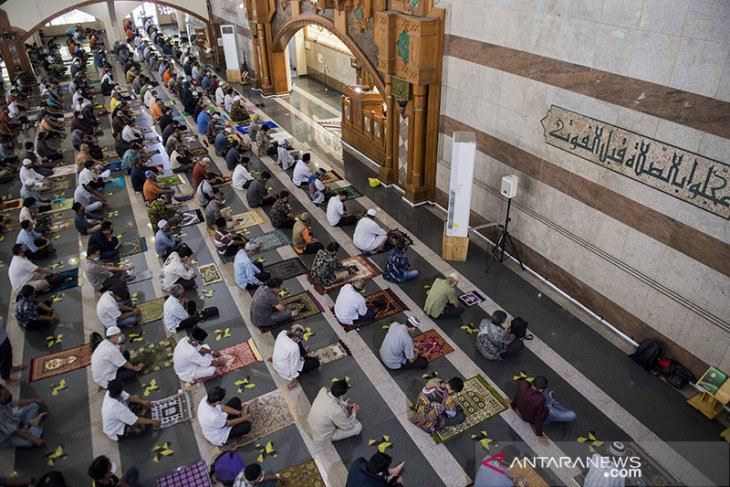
xmin=272 ymin=325 xmax=320 ymax=390
xmin=326 ymin=192 xmax=357 ymax=226
xmin=144 ymin=89 xmax=157 ymax=109
xmin=215 ymin=83 xmax=226 ymax=105
xmin=197 ymin=386 xmax=252 ymax=446
xmin=19 ymin=159 xmax=47 ymax=191
xmin=224 ymin=90 xmax=234 ymax=114
xmin=292 ymin=153 xmax=313 ymax=186
xmin=334 ymin=281 xmax=379 ymax=326
xmin=173 ymin=328 xmax=225 ymax=382
xmin=91 ymin=326 xmax=144 ymax=388
xmin=353 ymin=209 xmax=391 ymax=254
xmin=232 ymin=157 xmax=254 ymax=190
xmin=102 ymin=379 xmax=159 ymax=441
xmin=307 ymin=380 xmax=362 ymax=444
xmin=97 ymin=286 xmax=141 ymax=329
xmin=121 ymin=124 xmax=142 ymax=143
xmin=71 ymin=87 xmax=84 ymax=112
xmin=379 ymin=317 xmax=427 ymax=370
xmin=74 ymin=182 xmax=106 ymax=215
xmin=277 ymin=144 xmax=294 ymax=171
xmin=8 ymin=244 xmax=55 ymax=292
xmin=163 ymin=284 xmax=200 ymax=332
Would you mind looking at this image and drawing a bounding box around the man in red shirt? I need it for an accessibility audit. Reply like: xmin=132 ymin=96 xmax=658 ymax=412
xmin=191 ymin=157 xmax=209 ymax=190
xmin=511 ymin=376 xmax=575 ymax=444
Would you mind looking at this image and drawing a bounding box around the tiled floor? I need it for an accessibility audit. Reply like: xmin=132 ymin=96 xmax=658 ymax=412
xmin=1 ymin=30 xmax=728 ymax=487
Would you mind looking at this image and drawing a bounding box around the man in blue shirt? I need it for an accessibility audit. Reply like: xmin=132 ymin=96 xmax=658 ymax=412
xmin=214 ymin=129 xmax=231 ymax=156
xmin=197 ymin=109 xmax=211 ymax=135
xmin=379 ymin=317 xmax=427 ymax=370
xmin=234 ymin=242 xmax=270 ymax=289
xmin=154 ymin=219 xmax=180 ymax=260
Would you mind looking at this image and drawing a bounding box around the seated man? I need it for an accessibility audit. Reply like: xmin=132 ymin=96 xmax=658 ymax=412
xmin=292 ymin=213 xmax=324 ymax=255
xmin=154 ymin=219 xmax=181 ymax=260
xmin=73 ymin=202 xmax=102 ymax=235
xmin=0 ymin=385 xmax=46 ymax=449
xmin=74 ymin=181 xmax=108 ymax=217
xmin=84 ymin=244 xmax=134 ymax=292
xmin=231 ymin=156 xmax=253 ymax=191
xmin=292 ymin=153 xmax=313 ymax=186
xmin=88 ymin=221 xmax=121 ymax=261
xmin=214 ymin=128 xmax=232 ymax=156
xmin=250 ymin=277 xmax=300 ymax=330
xmin=277 ymin=141 xmax=295 ymax=170
xmin=163 ymin=284 xmax=200 ymax=333
xmin=307 ymin=380 xmax=362 ymax=444
xmin=346 ymin=453 xmax=405 ymax=487
xmin=353 ymin=209 xmax=392 ymax=255
xmin=379 ymin=316 xmax=428 ymax=370
xmin=474 ymin=446 xmax=520 ymax=487
xmin=15 ymin=285 xmax=59 ymax=332
xmin=161 ymin=247 xmax=197 ymax=292
xmin=173 ymin=327 xmax=226 ymax=382
xmin=382 ymin=240 xmax=419 ymax=284
xmin=334 ymin=280 xmax=382 ymax=326
xmin=272 ymin=324 xmax=320 ymax=390
xmin=512 ymin=375 xmax=575 ymax=445
xmin=204 ymin=189 xmax=232 ymax=229
xmin=143 ymin=171 xmax=175 ymax=203
xmin=410 ymin=377 xmax=465 ymax=434
xmin=246 ymin=171 xmax=276 ymax=208
xmin=234 ymin=242 xmax=270 ymax=289
xmin=269 ymin=190 xmax=296 ymax=229
xmin=196 ymin=171 xmax=226 ymax=208
xmin=326 ymin=191 xmax=357 ymax=227
xmin=213 ymin=217 xmax=248 ymax=257
xmin=423 ymin=273 xmax=464 ymax=319
xmin=475 ymin=311 xmax=525 ymax=361
xmin=147 ymin=196 xmax=182 ymax=230
xmin=97 ymin=285 xmax=141 ymax=329
xmin=102 ymin=379 xmax=160 ymax=441
xmin=8 ymin=244 xmax=56 ymax=293
xmin=233 ymin=464 xmax=283 ymax=487
xmin=91 ymin=327 xmax=144 ymax=388
xmin=16 ymin=220 xmax=54 ymax=260
xmin=197 ymin=386 xmax=252 ymax=446
xmin=87 ymin=455 xmax=141 ymax=487
xmin=310 ymin=242 xmax=353 ymax=288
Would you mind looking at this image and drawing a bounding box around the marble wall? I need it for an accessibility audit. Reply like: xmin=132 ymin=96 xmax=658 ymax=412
xmin=437 ymin=0 xmax=730 ymax=371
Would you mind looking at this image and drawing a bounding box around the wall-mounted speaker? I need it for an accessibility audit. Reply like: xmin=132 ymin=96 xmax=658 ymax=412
xmin=500 ymin=175 xmax=518 ymax=199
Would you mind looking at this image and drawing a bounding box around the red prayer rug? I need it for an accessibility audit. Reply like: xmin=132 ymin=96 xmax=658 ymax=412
xmin=412 ymin=329 xmax=454 ymax=361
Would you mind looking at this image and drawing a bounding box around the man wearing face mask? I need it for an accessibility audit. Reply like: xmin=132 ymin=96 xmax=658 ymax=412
xmin=101 ymin=379 xmax=160 ymax=441
xmin=91 ymin=326 xmax=145 ymax=388
xmin=0 ymin=385 xmax=47 ymax=448
xmin=173 ymin=327 xmax=226 ymax=382
xmin=423 ymin=272 xmax=464 ymax=319
xmin=204 ymin=190 xmax=232 ymax=229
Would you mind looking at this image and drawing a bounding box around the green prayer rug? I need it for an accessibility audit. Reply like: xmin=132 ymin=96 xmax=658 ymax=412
xmin=158 ymin=174 xmax=183 ymax=187
xmin=129 ymin=337 xmax=176 ymax=376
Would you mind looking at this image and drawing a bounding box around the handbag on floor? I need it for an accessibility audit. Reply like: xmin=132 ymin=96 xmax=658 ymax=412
xmin=210 ymin=450 xmax=245 ymax=486
xmin=199 ymin=306 xmax=219 ymax=321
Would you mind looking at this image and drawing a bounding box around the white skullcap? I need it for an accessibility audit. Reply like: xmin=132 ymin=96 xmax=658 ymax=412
xmin=22 ymin=158 xmax=32 ymax=166
xmin=314 ymin=179 xmax=324 ymax=191
xmin=106 ymin=326 xmax=122 ymax=337
xmin=157 ymin=219 xmax=168 ymax=229
xmin=366 ymin=208 xmax=377 ymax=217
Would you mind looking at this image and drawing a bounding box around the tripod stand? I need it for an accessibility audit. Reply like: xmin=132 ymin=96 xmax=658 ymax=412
xmin=486 ymin=197 xmax=525 ymax=273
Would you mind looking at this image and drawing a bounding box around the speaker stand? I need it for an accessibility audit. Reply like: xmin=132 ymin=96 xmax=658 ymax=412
xmin=486 ymin=197 xmax=525 ymax=273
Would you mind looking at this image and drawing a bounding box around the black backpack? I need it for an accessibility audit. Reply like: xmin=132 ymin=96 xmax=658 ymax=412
xmin=666 ymin=362 xmax=695 ymax=389
xmin=509 ymin=317 xmax=533 ymax=341
xmin=630 ymin=339 xmax=662 ymax=371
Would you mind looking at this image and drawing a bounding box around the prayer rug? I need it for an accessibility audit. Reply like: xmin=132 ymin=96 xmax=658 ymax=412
xmin=158 ymin=174 xmax=183 ymax=187
xmin=250 ymin=229 xmax=290 ymax=253
xmin=320 ymin=170 xmax=343 ymax=185
xmin=129 ymin=337 xmax=176 ymax=376
xmin=0 ymin=199 xmax=20 ymax=212
xmin=459 ymin=290 xmax=485 ymax=307
xmin=50 ymin=165 xmax=76 ymax=178
xmin=51 ymin=198 xmax=73 ymax=212
xmin=413 ymin=329 xmax=454 ymax=362
xmin=316 ymin=185 xmax=364 ymax=207
xmin=203 ymin=339 xmax=262 ymax=380
xmin=225 ymin=389 xmax=294 ymax=449
xmin=282 ymin=291 xmax=323 ymax=321
xmin=49 ymin=268 xmax=79 ymax=293
xmin=308 ymin=340 xmax=351 ymax=366
xmin=50 ymin=179 xmax=73 ymax=191
xmin=138 ymin=297 xmax=166 ymax=325
xmin=433 ymin=374 xmax=508 ymax=443
xmin=119 ymin=237 xmax=148 ymax=257
xmin=230 ymin=209 xmax=265 ymax=231
xmin=156 ymin=460 xmax=212 ymax=487
xmin=265 ymin=258 xmax=308 ymax=281
xmin=198 ymin=263 xmax=223 ymax=285
xmin=310 ymin=254 xmax=382 ymax=295
xmin=49 ymin=219 xmax=74 ymax=233
xmin=189 ymin=147 xmax=208 ymax=156
xmin=151 ymin=390 xmax=195 ymax=429
xmin=103 ymin=177 xmax=126 ymax=191
xmin=130 ymin=270 xmax=153 ymax=284
xmin=343 ymin=289 xmax=409 ymax=332
xmin=29 ymin=344 xmax=92 ymax=382
xmin=178 ymin=209 xmax=204 ymax=227
xmin=107 ymin=161 xmax=122 ymax=172
xmin=277 ymin=459 xmax=326 ymax=487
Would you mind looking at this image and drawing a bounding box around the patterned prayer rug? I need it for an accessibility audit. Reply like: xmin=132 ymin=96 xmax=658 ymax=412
xmin=189 ymin=147 xmax=208 ymax=156
xmin=178 ymin=209 xmax=204 ymax=228
xmin=49 ymin=268 xmax=79 ymax=293
xmin=119 ymin=237 xmax=148 ymax=257
xmin=51 ymin=198 xmax=73 ymax=212
xmin=251 ymin=229 xmax=290 ymax=253
xmin=265 ymin=258 xmax=308 ymax=281
xmin=138 ymin=298 xmax=166 ymax=325
xmin=459 ymin=290 xmax=486 ymax=307
xmin=0 ymin=198 xmax=20 ymax=212
xmin=198 ymin=263 xmax=223 ymax=285
xmin=282 ymin=291 xmax=323 ymax=321
xmin=230 ymin=209 xmax=265 ymax=231
xmin=50 ymin=179 xmax=73 ymax=192
xmin=129 ymin=337 xmax=176 ymax=376
xmin=151 ymin=390 xmax=195 ymax=429
xmin=203 ymin=339 xmax=262 ymax=380
xmin=343 ymin=289 xmax=410 ymax=332
xmin=433 ymin=374 xmax=508 ymax=443
xmin=49 ymin=219 xmax=74 ymax=233
xmin=104 ymin=177 xmax=126 ymax=191
xmin=316 ymin=185 xmax=364 ymax=207
xmin=277 ymin=459 xmax=326 ymax=487
xmin=29 ymin=344 xmax=92 ymax=382
xmin=158 ymin=174 xmax=183 ymax=187
xmin=413 ymin=329 xmax=454 ymax=362
xmin=156 ymin=460 xmax=212 ymax=487
xmin=50 ymin=165 xmax=76 ymax=178
xmin=308 ymin=340 xmax=351 ymax=366
xmin=320 ymin=170 xmax=343 ymax=185
xmin=310 ymin=254 xmax=382 ymax=295
xmin=225 ymin=389 xmax=294 ymax=449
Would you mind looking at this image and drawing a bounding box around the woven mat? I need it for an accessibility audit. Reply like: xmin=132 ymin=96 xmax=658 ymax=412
xmin=230 ymin=209 xmax=265 ymax=231
xmin=50 ymin=179 xmax=74 ymax=191
xmin=225 ymin=389 xmax=294 ymax=449
xmin=129 ymin=337 xmax=176 ymax=376
xmin=310 ymin=254 xmax=382 ymax=295
xmin=282 ymin=291 xmax=323 ymax=321
xmin=151 ymin=390 xmax=195 ymax=429
xmin=198 ymin=263 xmax=222 ymax=285
xmin=203 ymin=339 xmax=262 ymax=380
xmin=251 ymin=229 xmax=290 ymax=253
xmin=433 ymin=374 xmax=508 ymax=443
xmin=277 ymin=459 xmax=326 ymax=487
xmin=265 ymin=257 xmax=308 ymax=281
xmin=119 ymin=237 xmax=148 ymax=257
xmin=49 ymin=268 xmax=79 ymax=293
xmin=413 ymin=329 xmax=454 ymax=362
xmin=138 ymin=297 xmax=166 ymax=325
xmin=308 ymin=341 xmax=350 ymax=366
xmin=343 ymin=288 xmax=409 ymax=332
xmin=158 ymin=174 xmax=183 ymax=187
xmin=319 ymin=170 xmax=343 ymax=185
xmin=178 ymin=209 xmax=204 ymax=227
xmin=29 ymin=344 xmax=92 ymax=382
xmin=157 ymin=460 xmax=212 ymax=487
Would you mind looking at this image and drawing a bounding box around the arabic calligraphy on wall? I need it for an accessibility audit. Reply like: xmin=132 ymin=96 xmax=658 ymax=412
xmin=541 ymin=106 xmax=730 ymax=220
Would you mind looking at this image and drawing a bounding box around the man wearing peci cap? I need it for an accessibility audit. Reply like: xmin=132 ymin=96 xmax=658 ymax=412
xmin=423 ymin=272 xmax=464 ymax=319
xmin=234 ymin=242 xmax=271 ymax=289
xmin=91 ymin=326 xmax=144 ymax=388
xmin=101 ymin=378 xmax=160 ymax=441
xmin=173 ymin=327 xmax=227 ymax=382
xmin=154 ymin=219 xmax=181 ymax=260
xmin=380 ymin=316 xmax=428 ymax=370
xmin=353 ymin=209 xmax=392 ymax=255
